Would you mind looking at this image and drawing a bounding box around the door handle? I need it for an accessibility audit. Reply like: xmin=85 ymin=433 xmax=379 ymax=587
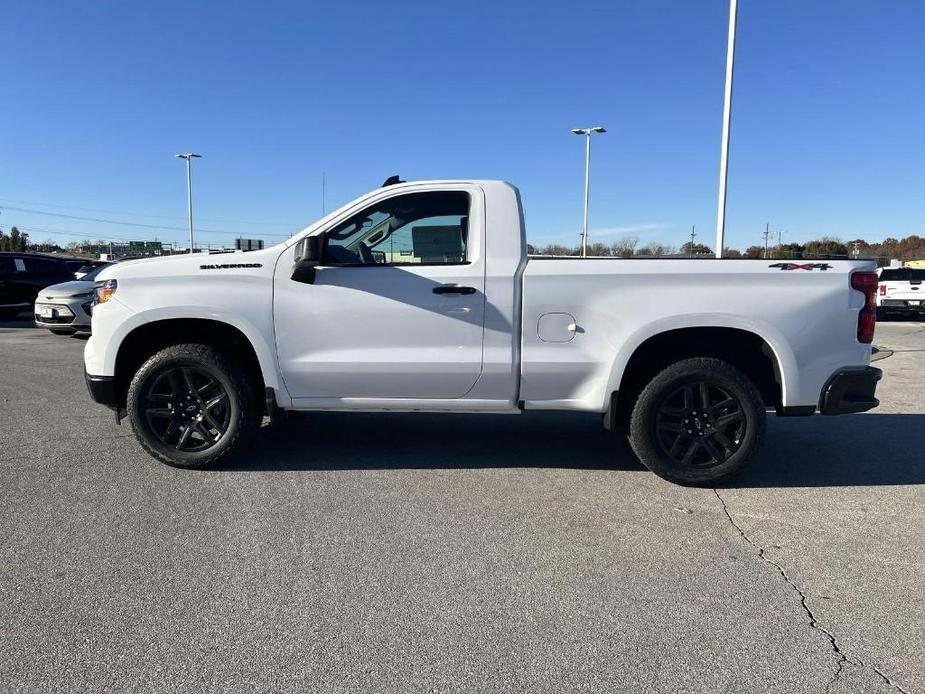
xmin=433 ymin=285 xmax=476 ymax=295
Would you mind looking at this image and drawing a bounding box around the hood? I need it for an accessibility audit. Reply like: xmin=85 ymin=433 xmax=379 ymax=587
xmin=96 ymin=246 xmax=284 ymax=281
xmin=39 ymin=280 xmax=97 ymax=299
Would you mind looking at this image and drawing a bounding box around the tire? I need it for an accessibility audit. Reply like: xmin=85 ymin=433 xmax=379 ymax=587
xmin=126 ymin=343 xmax=257 ymax=468
xmin=49 ymin=328 xmax=75 ymax=335
xmin=628 ymin=357 xmax=766 ymax=486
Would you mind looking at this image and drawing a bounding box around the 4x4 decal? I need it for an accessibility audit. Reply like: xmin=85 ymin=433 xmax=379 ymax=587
xmin=768 ymin=262 xmax=832 ymax=271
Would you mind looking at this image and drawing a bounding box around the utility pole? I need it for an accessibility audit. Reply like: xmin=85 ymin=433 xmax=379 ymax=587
xmin=689 ymin=225 xmax=696 ymax=257
xmin=714 ymin=0 xmax=738 ymax=258
xmin=762 ymin=223 xmax=772 ymax=259
xmin=571 ymin=126 xmax=606 ymax=257
xmin=175 ymin=153 xmax=202 ymax=253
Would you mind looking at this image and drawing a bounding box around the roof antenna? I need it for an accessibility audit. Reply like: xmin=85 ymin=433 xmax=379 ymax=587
xmin=382 ymin=174 xmax=405 ymax=187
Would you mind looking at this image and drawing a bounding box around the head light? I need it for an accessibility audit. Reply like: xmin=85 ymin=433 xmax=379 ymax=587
xmin=94 ymin=279 xmax=118 ymax=305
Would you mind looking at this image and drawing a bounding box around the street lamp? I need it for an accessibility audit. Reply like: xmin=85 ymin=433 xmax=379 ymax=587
xmin=714 ymin=0 xmax=738 ymax=258
xmin=571 ymin=126 xmax=606 ymax=256
xmin=175 ymin=153 xmax=202 ymax=253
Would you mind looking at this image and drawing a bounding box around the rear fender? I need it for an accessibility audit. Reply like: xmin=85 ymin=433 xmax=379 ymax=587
xmin=604 ymin=314 xmax=796 ymax=409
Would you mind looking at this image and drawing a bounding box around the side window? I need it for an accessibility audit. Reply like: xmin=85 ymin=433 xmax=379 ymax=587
xmin=323 ymin=191 xmax=469 ymax=266
xmin=14 ymin=258 xmax=27 ymax=272
xmin=23 ymin=258 xmax=60 ymax=274
xmin=0 ymin=258 xmax=15 ymax=276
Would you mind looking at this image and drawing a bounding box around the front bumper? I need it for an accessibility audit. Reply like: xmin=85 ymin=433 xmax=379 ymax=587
xmin=85 ymin=371 xmax=119 ymax=407
xmin=34 ymin=300 xmax=92 ymax=330
xmin=819 ymin=367 xmax=882 ymax=415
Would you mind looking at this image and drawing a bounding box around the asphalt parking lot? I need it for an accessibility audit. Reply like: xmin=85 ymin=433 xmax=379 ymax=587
xmin=1 ymin=317 xmax=923 ymax=694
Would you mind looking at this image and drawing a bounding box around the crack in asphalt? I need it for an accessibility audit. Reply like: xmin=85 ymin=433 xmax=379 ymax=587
xmin=712 ymin=489 xmax=910 ymax=693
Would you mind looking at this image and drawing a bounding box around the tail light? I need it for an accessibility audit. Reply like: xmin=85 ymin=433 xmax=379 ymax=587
xmin=878 ymin=284 xmax=886 ymax=296
xmin=851 ymin=272 xmax=877 ymax=344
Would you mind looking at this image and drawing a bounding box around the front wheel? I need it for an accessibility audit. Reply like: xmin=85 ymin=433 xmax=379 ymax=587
xmin=126 ymin=344 xmax=257 ymax=468
xmin=628 ymin=358 xmax=766 ymax=486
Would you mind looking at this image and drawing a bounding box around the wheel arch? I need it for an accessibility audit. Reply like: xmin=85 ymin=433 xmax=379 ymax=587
xmin=606 ymin=318 xmax=797 ymax=426
xmin=111 ymin=317 xmax=274 ymax=409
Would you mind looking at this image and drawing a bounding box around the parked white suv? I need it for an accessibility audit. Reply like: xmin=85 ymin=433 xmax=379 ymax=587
xmin=83 ymin=179 xmax=882 ymax=485
xmin=877 ymin=266 xmax=925 ymax=319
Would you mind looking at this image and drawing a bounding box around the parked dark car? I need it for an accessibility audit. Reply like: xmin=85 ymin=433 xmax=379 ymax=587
xmin=0 ymin=253 xmax=84 ymax=319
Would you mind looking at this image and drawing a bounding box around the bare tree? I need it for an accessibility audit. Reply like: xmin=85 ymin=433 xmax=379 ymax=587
xmin=586 ymin=242 xmax=611 ymax=256
xmin=611 ymin=234 xmax=638 ymax=258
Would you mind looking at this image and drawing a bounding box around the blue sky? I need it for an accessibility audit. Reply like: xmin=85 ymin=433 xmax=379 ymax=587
xmin=2 ymin=0 xmax=922 ymax=251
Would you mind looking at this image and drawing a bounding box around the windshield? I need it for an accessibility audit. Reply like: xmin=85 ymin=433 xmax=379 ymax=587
xmin=81 ymin=264 xmax=112 ymax=281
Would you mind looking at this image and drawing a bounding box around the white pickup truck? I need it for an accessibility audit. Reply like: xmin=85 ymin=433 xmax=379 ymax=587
xmin=84 ymin=179 xmax=882 ymax=485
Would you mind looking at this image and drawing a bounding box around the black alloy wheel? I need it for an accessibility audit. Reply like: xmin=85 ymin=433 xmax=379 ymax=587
xmin=143 ymin=366 xmax=231 ymax=452
xmin=126 ymin=343 xmax=257 ymax=468
xmin=627 ymin=357 xmax=765 ymax=486
xmin=654 ymin=382 xmax=745 ymax=468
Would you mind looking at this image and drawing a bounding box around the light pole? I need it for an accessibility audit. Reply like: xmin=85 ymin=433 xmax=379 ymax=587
xmin=714 ymin=0 xmax=738 ymax=258
xmin=571 ymin=126 xmax=606 ymax=256
xmin=175 ymin=153 xmax=202 ymax=253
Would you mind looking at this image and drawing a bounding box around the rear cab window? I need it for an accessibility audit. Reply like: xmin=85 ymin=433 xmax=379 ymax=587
xmin=880 ymin=269 xmax=925 ymax=283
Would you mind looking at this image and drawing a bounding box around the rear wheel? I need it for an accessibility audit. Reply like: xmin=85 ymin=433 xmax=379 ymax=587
xmin=628 ymin=358 xmax=765 ymax=486
xmin=127 ymin=344 xmax=257 ymax=468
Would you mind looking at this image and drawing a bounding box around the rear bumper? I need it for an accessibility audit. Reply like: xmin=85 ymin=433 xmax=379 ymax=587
xmin=819 ymin=367 xmax=882 ymax=415
xmin=85 ymin=371 xmax=118 ymax=407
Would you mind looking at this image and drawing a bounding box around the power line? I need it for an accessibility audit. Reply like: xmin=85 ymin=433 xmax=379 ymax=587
xmin=0 ymin=205 xmax=292 ymax=237
xmin=9 ymin=224 xmax=255 ymax=252
xmin=0 ymin=197 xmax=303 ymax=227
xmin=9 ymin=224 xmax=146 ymax=242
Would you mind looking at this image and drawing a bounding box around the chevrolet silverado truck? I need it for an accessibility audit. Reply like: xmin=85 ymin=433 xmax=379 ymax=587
xmin=84 ymin=179 xmax=882 ymax=485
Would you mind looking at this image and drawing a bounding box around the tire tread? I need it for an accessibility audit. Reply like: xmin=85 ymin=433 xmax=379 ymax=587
xmin=126 ymin=343 xmax=256 ymax=468
xmin=628 ymin=357 xmax=766 ymax=486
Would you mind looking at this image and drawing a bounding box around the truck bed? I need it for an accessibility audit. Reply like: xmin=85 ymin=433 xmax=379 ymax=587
xmin=519 ymin=257 xmax=873 ymax=413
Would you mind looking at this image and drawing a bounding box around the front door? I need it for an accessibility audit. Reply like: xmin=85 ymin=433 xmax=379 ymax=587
xmin=274 ymin=187 xmax=486 ymax=401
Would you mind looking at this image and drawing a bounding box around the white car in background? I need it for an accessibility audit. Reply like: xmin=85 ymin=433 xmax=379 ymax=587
xmin=877 ymin=266 xmax=925 ymax=319
xmin=34 ymin=263 xmax=113 ymax=335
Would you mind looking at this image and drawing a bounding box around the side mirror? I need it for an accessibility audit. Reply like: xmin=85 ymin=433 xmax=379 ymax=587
xmin=291 ymin=235 xmax=323 ymax=284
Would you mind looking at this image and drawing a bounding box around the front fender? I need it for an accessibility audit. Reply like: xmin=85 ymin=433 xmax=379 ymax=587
xmin=87 ymin=302 xmax=285 ymax=397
